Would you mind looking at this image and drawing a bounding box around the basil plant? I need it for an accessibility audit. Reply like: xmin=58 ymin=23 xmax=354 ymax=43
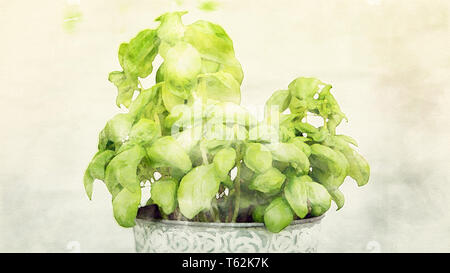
xmin=84 ymin=11 xmax=370 ymax=233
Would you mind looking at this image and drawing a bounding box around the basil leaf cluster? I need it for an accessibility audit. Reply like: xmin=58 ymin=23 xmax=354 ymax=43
xmin=84 ymin=11 xmax=370 ymax=233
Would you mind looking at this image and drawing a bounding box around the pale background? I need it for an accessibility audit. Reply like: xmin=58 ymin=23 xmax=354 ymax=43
xmin=0 ymin=0 xmax=449 ymax=252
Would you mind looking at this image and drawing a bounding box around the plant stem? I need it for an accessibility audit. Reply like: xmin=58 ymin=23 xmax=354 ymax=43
xmin=199 ymin=212 xmax=208 ymax=222
xmin=231 ymin=147 xmax=242 ymax=222
xmin=211 ymin=201 xmax=220 ymax=222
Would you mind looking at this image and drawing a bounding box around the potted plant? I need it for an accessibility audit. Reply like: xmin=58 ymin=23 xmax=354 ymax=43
xmin=84 ymin=11 xmax=370 ymax=253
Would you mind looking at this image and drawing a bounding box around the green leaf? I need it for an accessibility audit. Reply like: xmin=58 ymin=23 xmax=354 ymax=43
xmin=265 ymin=142 xmax=310 ymax=174
xmin=108 ymin=71 xmax=138 ymax=108
xmin=317 ymin=87 xmax=347 ymax=135
xmin=203 ymin=122 xmax=249 ymax=144
xmin=252 ymin=205 xmax=267 ymax=223
xmin=164 ymin=42 xmax=202 ymax=99
xmin=162 ymin=84 xmax=189 ymax=113
xmin=284 ymin=175 xmax=309 ymax=218
xmin=165 ymin=102 xmax=203 ymax=130
xmin=155 ymin=11 xmax=187 ymax=46
xmin=221 ymin=176 xmax=234 ymax=188
xmin=183 ymin=20 xmax=236 ymax=65
xmin=128 ymin=119 xmax=161 ymax=146
xmin=174 ymin=126 xmax=203 ymax=155
xmin=288 ymin=77 xmax=323 ymax=101
xmin=213 ymin=147 xmax=236 ymax=181
xmin=243 ymin=143 xmax=272 ymax=173
xmin=84 ymin=150 xmax=116 ymax=199
xmin=219 ymin=57 xmax=244 ymax=84
xmin=248 ymin=123 xmax=279 ymax=143
xmin=119 ymin=29 xmax=160 ymax=78
xmin=264 ymin=197 xmax=293 ymax=233
xmin=249 ymin=167 xmax=286 ymax=194
xmin=289 ymin=137 xmax=311 ymax=157
xmin=306 ymin=181 xmax=332 ymax=216
xmin=112 ymin=187 xmax=141 ymax=227
xmin=265 ymin=89 xmax=291 ymax=117
xmin=294 ymin=122 xmax=328 ymax=142
xmin=346 ymin=150 xmax=370 ymax=187
xmin=200 ymin=59 xmax=220 ymax=73
xmin=177 ymin=164 xmax=221 ymax=219
xmin=207 ymin=102 xmax=256 ymax=128
xmin=99 ymin=113 xmax=134 ymax=150
xmin=128 ymin=84 xmax=162 ymax=120
xmin=335 ymin=134 xmax=358 ymax=147
xmin=197 ymin=71 xmax=241 ymax=105
xmin=309 ymin=144 xmax=349 ymax=209
xmin=240 ymin=163 xmax=255 ymax=181
xmin=325 ymin=136 xmax=369 ymax=187
xmin=328 ymin=188 xmax=345 ymax=210
xmin=156 ymin=63 xmax=165 ymax=83
xmin=146 ymin=136 xmax=192 ymax=173
xmin=150 ymin=178 xmax=178 ymax=214
xmin=104 ymin=145 xmax=146 ymax=195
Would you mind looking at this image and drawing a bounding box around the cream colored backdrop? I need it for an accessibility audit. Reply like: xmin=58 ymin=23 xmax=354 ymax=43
xmin=0 ymin=0 xmax=449 ymax=252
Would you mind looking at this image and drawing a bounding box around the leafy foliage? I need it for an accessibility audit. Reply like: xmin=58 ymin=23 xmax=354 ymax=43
xmin=84 ymin=11 xmax=370 ymax=232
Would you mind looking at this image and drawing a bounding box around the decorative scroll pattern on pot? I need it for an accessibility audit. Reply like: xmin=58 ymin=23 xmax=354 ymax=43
xmin=133 ymin=219 xmax=322 ymax=253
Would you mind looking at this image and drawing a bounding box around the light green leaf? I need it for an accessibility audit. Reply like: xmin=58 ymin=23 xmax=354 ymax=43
xmin=146 ymin=136 xmax=192 ymax=173
xmin=150 ymin=178 xmax=178 ymax=214
xmin=155 ymin=11 xmax=187 ymax=46
xmin=197 ymin=71 xmax=241 ymax=105
xmin=174 ymin=126 xmax=203 ymax=154
xmin=156 ymin=63 xmax=165 ymax=83
xmin=203 ymin=122 xmax=248 ymax=144
xmin=249 ymin=167 xmax=285 ymax=194
xmin=207 ymin=102 xmax=255 ymax=127
xmin=183 ymin=20 xmax=236 ymax=65
xmin=162 ymin=84 xmax=188 ymax=112
xmin=265 ymin=89 xmax=291 ymax=117
xmin=284 ymin=175 xmax=309 ymax=218
xmin=108 ymin=71 xmax=138 ymax=108
xmin=252 ymin=205 xmax=267 ymax=223
xmin=177 ymin=164 xmax=221 ymax=219
xmin=165 ymin=102 xmax=203 ymax=129
xmin=128 ymin=84 xmax=163 ymax=120
xmin=119 ymin=29 xmax=160 ymax=78
xmin=243 ymin=143 xmax=272 ymax=173
xmin=84 ymin=150 xmax=116 ymax=199
xmin=328 ymin=188 xmax=345 ymax=210
xmin=289 ymin=137 xmax=311 ymax=157
xmin=294 ymin=122 xmax=328 ymax=142
xmin=104 ymin=145 xmax=146 ymax=195
xmin=325 ymin=136 xmax=369 ymax=187
xmin=219 ymin=57 xmax=243 ymax=84
xmin=164 ymin=42 xmax=202 ymax=99
xmin=221 ymin=176 xmax=234 ymax=188
xmin=200 ymin=59 xmax=220 ymax=73
xmin=129 ymin=119 xmax=160 ymax=145
xmin=346 ymin=150 xmax=370 ymax=187
xmin=335 ymin=135 xmax=358 ymax=147
xmin=264 ymin=197 xmax=293 ymax=233
xmin=265 ymin=142 xmax=310 ymax=174
xmin=112 ymin=187 xmax=141 ymax=227
xmin=317 ymin=87 xmax=347 ymax=135
xmin=248 ymin=123 xmax=279 ymax=143
xmin=213 ymin=147 xmax=236 ymax=181
xmin=99 ymin=113 xmax=134 ymax=150
xmin=288 ymin=77 xmax=323 ymax=101
xmin=306 ymin=181 xmax=332 ymax=216
xmin=309 ymin=144 xmax=349 ymax=209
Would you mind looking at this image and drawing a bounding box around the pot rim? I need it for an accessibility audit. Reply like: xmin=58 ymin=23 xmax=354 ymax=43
xmin=135 ymin=214 xmax=324 ymax=229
